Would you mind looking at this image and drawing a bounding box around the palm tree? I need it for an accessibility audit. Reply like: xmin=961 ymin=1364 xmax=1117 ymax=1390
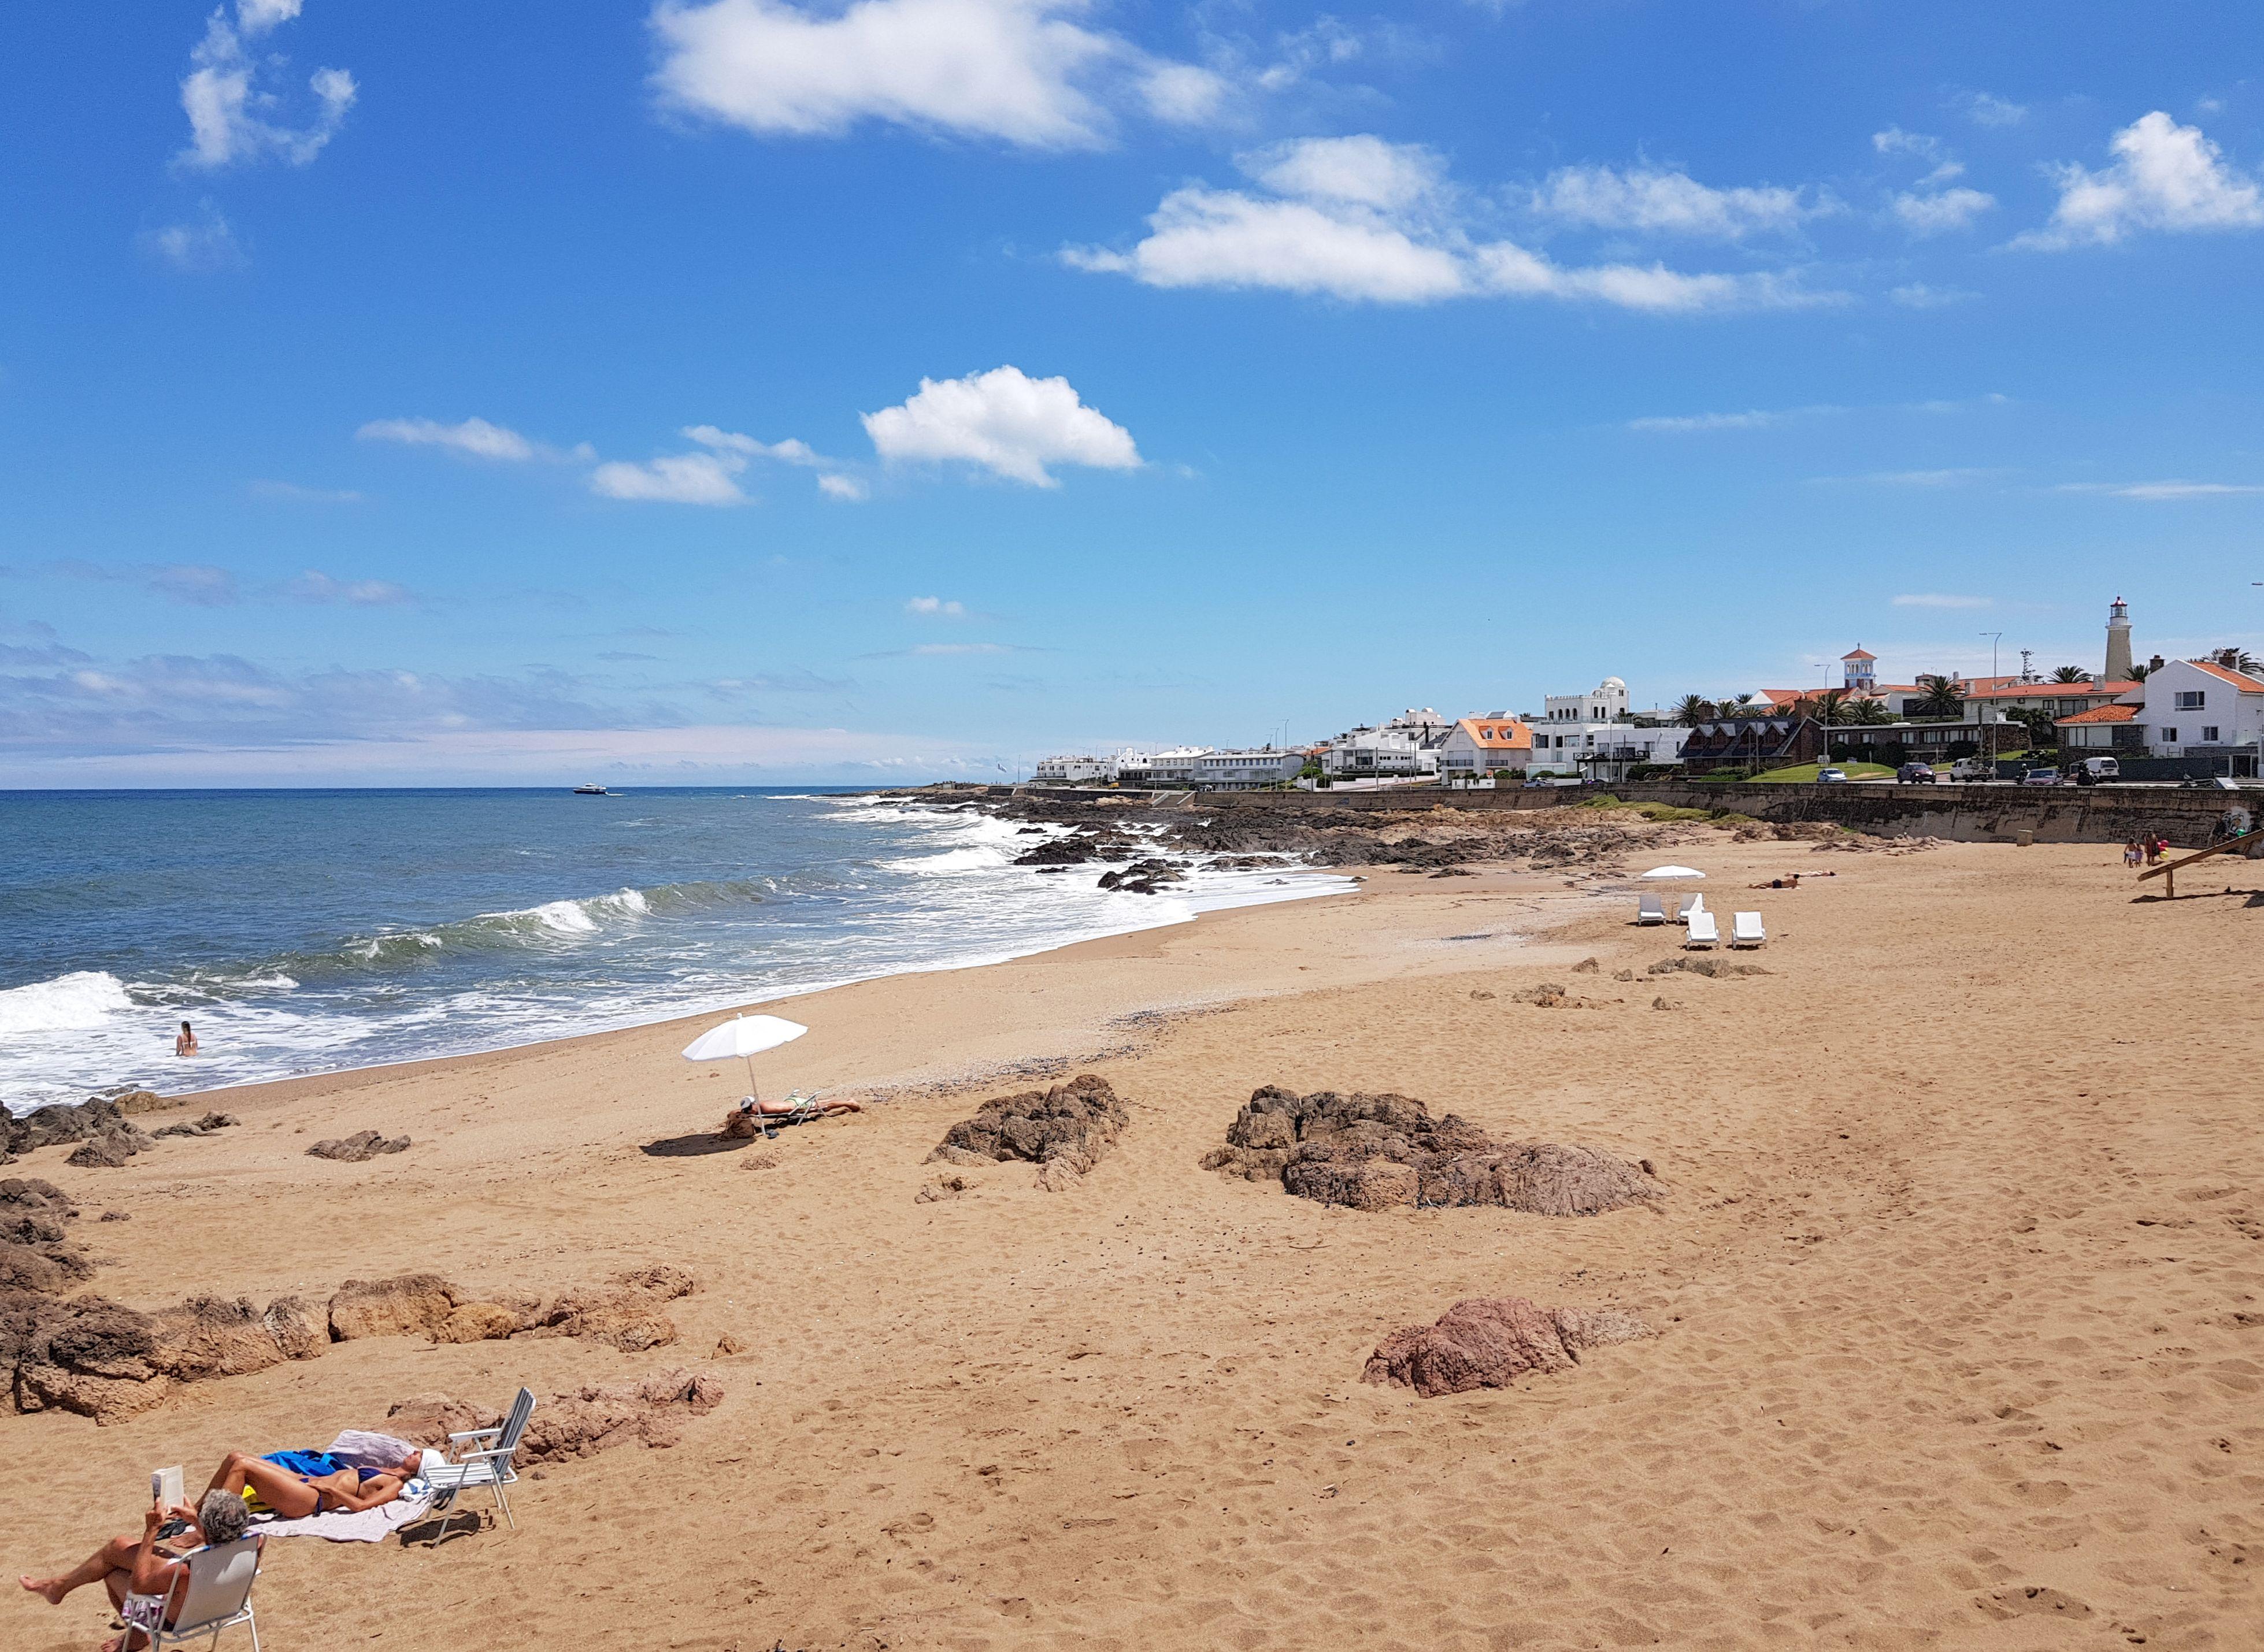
xmin=1811 ymin=688 xmax=1850 ymax=725
xmin=2051 ymin=666 xmax=2092 ymax=683
xmin=1672 ymin=693 xmax=1717 ymax=725
xmin=1721 ymin=693 xmax=1758 ymax=718
xmin=2205 ymin=646 xmax=2264 ymax=674
xmin=2128 ymin=662 xmax=2150 ymax=682
xmin=1839 ymin=696 xmax=1893 ymax=726
xmin=1912 ymin=673 xmax=1967 ymax=718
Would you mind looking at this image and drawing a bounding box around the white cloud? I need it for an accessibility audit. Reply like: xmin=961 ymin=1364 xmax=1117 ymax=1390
xmin=1068 ymin=138 xmax=1832 ymax=312
xmin=588 ymin=451 xmax=750 ymax=506
xmin=2017 ymin=112 xmax=2264 ymax=248
xmin=861 ymin=366 xmax=1140 ymax=487
xmin=2058 ymin=480 xmax=2264 ymax=500
xmin=1893 ymin=593 xmax=1991 ymax=608
xmin=1966 ymin=92 xmax=2028 ymax=128
xmin=1891 ymin=186 xmax=1995 ymax=235
xmin=1872 ymin=127 xmax=1940 ymax=159
xmin=906 ymin=596 xmax=966 ymax=616
xmin=1244 ymin=135 xmax=1444 ymax=211
xmin=249 ymin=480 xmax=364 ymax=502
xmin=817 ymin=473 xmax=868 ymax=501
xmin=1532 ymin=164 xmax=1818 ymax=239
xmin=288 ymin=571 xmax=414 ymax=606
xmin=358 ymin=417 xmax=542 ymax=462
xmin=1857 ymin=469 xmax=1993 ymax=487
xmin=141 ymin=201 xmax=246 ymax=270
xmin=684 ymin=424 xmax=822 ymax=465
xmin=647 ymin=0 xmax=1221 ymax=150
xmin=1625 ymin=404 xmax=1838 ymax=433
xmin=178 ymin=0 xmax=355 ymax=170
xmin=1889 ymin=282 xmax=1975 ymax=307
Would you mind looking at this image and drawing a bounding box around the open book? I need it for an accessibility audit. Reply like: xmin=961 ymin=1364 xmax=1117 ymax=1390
xmin=152 ymin=1465 xmax=184 ymax=1509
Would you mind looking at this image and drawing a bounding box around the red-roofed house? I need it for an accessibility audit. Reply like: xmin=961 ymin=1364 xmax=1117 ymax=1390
xmin=1437 ymin=716 xmax=1534 ymax=778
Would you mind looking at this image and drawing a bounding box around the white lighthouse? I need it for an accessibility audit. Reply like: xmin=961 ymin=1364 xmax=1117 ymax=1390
xmin=2103 ymin=597 xmax=2133 ymax=684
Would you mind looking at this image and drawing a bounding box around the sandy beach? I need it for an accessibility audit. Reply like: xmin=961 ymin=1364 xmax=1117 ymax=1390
xmin=6 ymin=825 xmax=2261 ymax=1651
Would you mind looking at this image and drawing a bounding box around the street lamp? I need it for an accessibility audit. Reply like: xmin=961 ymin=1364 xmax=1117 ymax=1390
xmin=1980 ymin=631 xmax=2004 ymax=774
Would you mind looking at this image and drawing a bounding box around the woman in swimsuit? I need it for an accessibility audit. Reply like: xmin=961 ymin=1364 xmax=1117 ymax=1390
xmin=204 ymin=1446 xmax=425 ymax=1519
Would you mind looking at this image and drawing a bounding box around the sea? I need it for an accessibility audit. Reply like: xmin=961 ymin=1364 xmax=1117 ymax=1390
xmin=0 ymin=788 xmax=1353 ymax=1116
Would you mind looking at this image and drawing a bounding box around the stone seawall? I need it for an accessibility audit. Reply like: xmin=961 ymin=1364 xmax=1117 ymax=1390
xmin=932 ymin=782 xmax=2252 ymax=847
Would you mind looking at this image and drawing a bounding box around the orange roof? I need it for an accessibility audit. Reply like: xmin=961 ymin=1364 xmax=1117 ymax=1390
xmin=1966 ymin=678 xmax=2134 ymax=699
xmin=1841 ymin=647 xmax=1875 ymax=660
xmin=2056 ymin=703 xmax=2139 ymax=725
xmin=1453 ymin=718 xmax=1532 ymax=749
xmin=2187 ymin=659 xmax=2264 ymax=693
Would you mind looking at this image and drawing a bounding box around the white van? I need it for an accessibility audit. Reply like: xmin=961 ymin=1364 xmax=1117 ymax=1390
xmin=2074 ymin=756 xmax=2120 ymax=781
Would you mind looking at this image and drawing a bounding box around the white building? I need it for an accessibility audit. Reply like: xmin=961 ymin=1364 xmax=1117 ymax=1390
xmin=1542 ymin=676 xmax=1631 ymax=726
xmin=1189 ymin=748 xmax=1305 ymax=789
xmin=1321 ymin=726 xmax=1437 ymax=778
xmin=1033 ymin=753 xmax=1118 ymax=785
xmin=1142 ymin=747 xmax=1215 ymax=786
xmin=1437 ymin=715 xmax=1534 ymax=777
xmin=2125 ymin=659 xmax=2264 ymax=759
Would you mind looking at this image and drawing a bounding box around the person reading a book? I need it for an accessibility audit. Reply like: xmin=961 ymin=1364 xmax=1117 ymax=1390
xmin=18 ymin=1489 xmax=251 ymax=1649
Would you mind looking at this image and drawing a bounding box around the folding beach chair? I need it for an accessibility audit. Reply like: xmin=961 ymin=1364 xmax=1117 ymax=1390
xmin=1684 ymin=910 xmax=1720 ymax=950
xmin=1731 ymin=912 xmax=1766 ymax=949
xmin=119 ymin=1535 xmax=264 ymax=1651
xmin=422 ymin=1387 xmax=535 ymax=1546
xmin=1636 ymin=893 xmax=1668 ymax=925
xmin=753 ymin=1090 xmax=828 ymax=1138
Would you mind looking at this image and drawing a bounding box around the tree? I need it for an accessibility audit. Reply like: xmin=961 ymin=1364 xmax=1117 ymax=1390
xmin=1811 ymin=688 xmax=1850 ymax=726
xmin=2051 ymin=666 xmax=2092 ymax=683
xmin=2128 ymin=662 xmax=2151 ymax=682
xmin=1672 ymin=693 xmax=1717 ymax=725
xmin=2204 ymin=647 xmax=2264 ymax=674
xmin=1839 ymin=696 xmax=1893 ymax=726
xmin=1912 ymin=673 xmax=1967 ymax=718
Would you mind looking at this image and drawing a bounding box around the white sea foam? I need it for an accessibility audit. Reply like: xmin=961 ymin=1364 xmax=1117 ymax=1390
xmin=0 ymin=970 xmax=135 ymax=1035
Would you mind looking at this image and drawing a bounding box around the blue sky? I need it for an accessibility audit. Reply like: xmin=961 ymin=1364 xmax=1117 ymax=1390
xmin=3 ymin=0 xmax=2261 ymax=785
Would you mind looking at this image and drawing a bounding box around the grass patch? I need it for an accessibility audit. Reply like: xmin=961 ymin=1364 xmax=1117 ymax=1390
xmin=1750 ymin=762 xmax=1894 ymax=784
xmin=1577 ymin=793 xmax=1741 ymax=823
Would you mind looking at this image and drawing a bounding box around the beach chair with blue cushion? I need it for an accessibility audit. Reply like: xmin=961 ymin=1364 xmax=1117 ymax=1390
xmin=422 ymin=1387 xmax=536 ymax=1546
xmin=120 ymin=1535 xmax=264 ymax=1651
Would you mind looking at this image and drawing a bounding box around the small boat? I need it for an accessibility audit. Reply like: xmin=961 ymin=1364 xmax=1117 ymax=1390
xmin=572 ymin=783 xmax=609 ymax=796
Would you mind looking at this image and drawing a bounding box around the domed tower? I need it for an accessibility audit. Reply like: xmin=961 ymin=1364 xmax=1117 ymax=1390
xmin=2103 ymin=597 xmax=2133 ymax=684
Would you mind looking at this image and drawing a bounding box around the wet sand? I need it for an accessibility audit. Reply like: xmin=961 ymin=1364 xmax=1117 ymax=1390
xmin=6 ymin=834 xmax=2261 ymax=1651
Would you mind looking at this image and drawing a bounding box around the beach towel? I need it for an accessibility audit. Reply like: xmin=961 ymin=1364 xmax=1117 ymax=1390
xmin=251 ymin=1488 xmax=436 ymax=1543
xmin=325 ymin=1430 xmax=420 ymax=1472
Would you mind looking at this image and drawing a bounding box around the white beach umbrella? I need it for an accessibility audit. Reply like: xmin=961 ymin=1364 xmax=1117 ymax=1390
xmin=681 ymin=1014 xmax=807 ymax=1102
xmin=1640 ymin=865 xmax=1706 ymax=880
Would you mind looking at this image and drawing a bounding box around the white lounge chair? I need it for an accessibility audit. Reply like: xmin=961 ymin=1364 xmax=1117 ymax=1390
xmin=1685 ymin=892 xmax=1706 ymax=915
xmin=1636 ymin=893 xmax=1668 ymax=925
xmin=423 ymin=1386 xmax=536 ymax=1546
xmin=1684 ymin=910 xmax=1720 ymax=950
xmin=120 ymin=1535 xmax=264 ymax=1651
xmin=755 ymin=1090 xmax=828 ymax=1138
xmin=1731 ymin=911 xmax=1766 ymax=949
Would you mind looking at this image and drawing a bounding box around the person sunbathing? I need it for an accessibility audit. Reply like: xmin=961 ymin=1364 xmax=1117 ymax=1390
xmin=20 ymin=1490 xmax=252 ymax=1651
xmin=719 ymin=1093 xmax=862 ymax=1137
xmin=1749 ymin=874 xmax=1801 ymax=889
xmin=204 ymin=1446 xmax=425 ymax=1520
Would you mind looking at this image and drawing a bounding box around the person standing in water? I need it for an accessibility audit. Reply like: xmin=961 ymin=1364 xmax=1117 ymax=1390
xmin=173 ymin=1020 xmax=198 ymax=1057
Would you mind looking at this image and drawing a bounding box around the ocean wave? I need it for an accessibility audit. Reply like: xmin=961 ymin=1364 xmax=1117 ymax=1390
xmin=882 ymin=847 xmax=1009 ymax=874
xmin=0 ymin=970 xmax=137 ymax=1035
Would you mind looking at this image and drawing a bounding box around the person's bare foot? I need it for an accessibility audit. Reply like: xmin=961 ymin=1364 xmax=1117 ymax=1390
xmin=18 ymin=1575 xmax=67 ymax=1605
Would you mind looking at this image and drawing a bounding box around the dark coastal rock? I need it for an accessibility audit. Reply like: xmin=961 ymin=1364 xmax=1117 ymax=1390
xmin=154 ymin=1111 xmax=239 ymax=1139
xmin=1096 ymin=857 xmax=1185 ymax=894
xmin=388 ymin=1367 xmax=723 ymax=1466
xmin=0 ymin=1179 xmax=95 ymax=1293
xmin=1648 ymin=956 xmax=1770 ymax=978
xmin=3 ymin=1286 xmax=324 ymax=1424
xmin=64 ymin=1120 xmax=157 ymax=1169
xmin=3 ymin=1098 xmax=146 ymax=1164
xmin=1362 ymin=1297 xmax=1653 ymax=1397
xmin=1202 ymin=1086 xmax=1661 ymax=1216
xmin=930 ymin=1074 xmax=1129 ymax=1176
xmin=306 ymin=1128 xmax=410 ymax=1161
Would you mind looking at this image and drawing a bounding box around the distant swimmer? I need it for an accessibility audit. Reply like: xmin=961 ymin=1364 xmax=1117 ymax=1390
xmin=175 ymin=1020 xmax=199 ymax=1057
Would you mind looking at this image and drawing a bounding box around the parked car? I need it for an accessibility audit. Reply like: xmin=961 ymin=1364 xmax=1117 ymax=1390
xmin=2020 ymin=767 xmax=2062 ymax=786
xmin=1948 ymin=757 xmax=1994 ymax=782
xmin=2074 ymin=756 xmax=2119 ymax=781
xmin=1896 ymin=762 xmax=1937 ymax=784
xmin=1815 ymin=766 xmax=1849 ymax=784
xmin=2180 ymin=775 xmax=2240 ymax=790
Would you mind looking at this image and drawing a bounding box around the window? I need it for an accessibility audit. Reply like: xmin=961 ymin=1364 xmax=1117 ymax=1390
xmin=2174 ymin=690 xmax=2205 ymax=710
xmin=2162 ymin=727 xmax=2178 ymax=744
xmin=2203 ymin=726 xmax=2221 ymax=743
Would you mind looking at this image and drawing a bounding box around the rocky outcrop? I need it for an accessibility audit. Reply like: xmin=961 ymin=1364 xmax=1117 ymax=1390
xmin=1649 ymin=956 xmax=1770 ymax=978
xmin=930 ymin=1074 xmax=1129 ymax=1177
xmin=1202 ymin=1087 xmax=1661 ymax=1216
xmin=1362 ymin=1296 xmax=1652 ymax=1397
xmin=5 ymin=1096 xmax=230 ymax=1168
xmin=153 ymin=1112 xmax=238 ymax=1139
xmin=4 ymin=1289 xmax=326 ymax=1424
xmin=0 ymin=1179 xmax=95 ymax=1294
xmin=388 ymin=1367 xmax=725 ymax=1465
xmin=1096 ymin=859 xmax=1185 ymax=894
xmin=328 ymin=1265 xmax=693 ymax=1353
xmin=307 ymin=1129 xmax=410 ymax=1162
xmin=530 ymin=1265 xmax=695 ymax=1353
